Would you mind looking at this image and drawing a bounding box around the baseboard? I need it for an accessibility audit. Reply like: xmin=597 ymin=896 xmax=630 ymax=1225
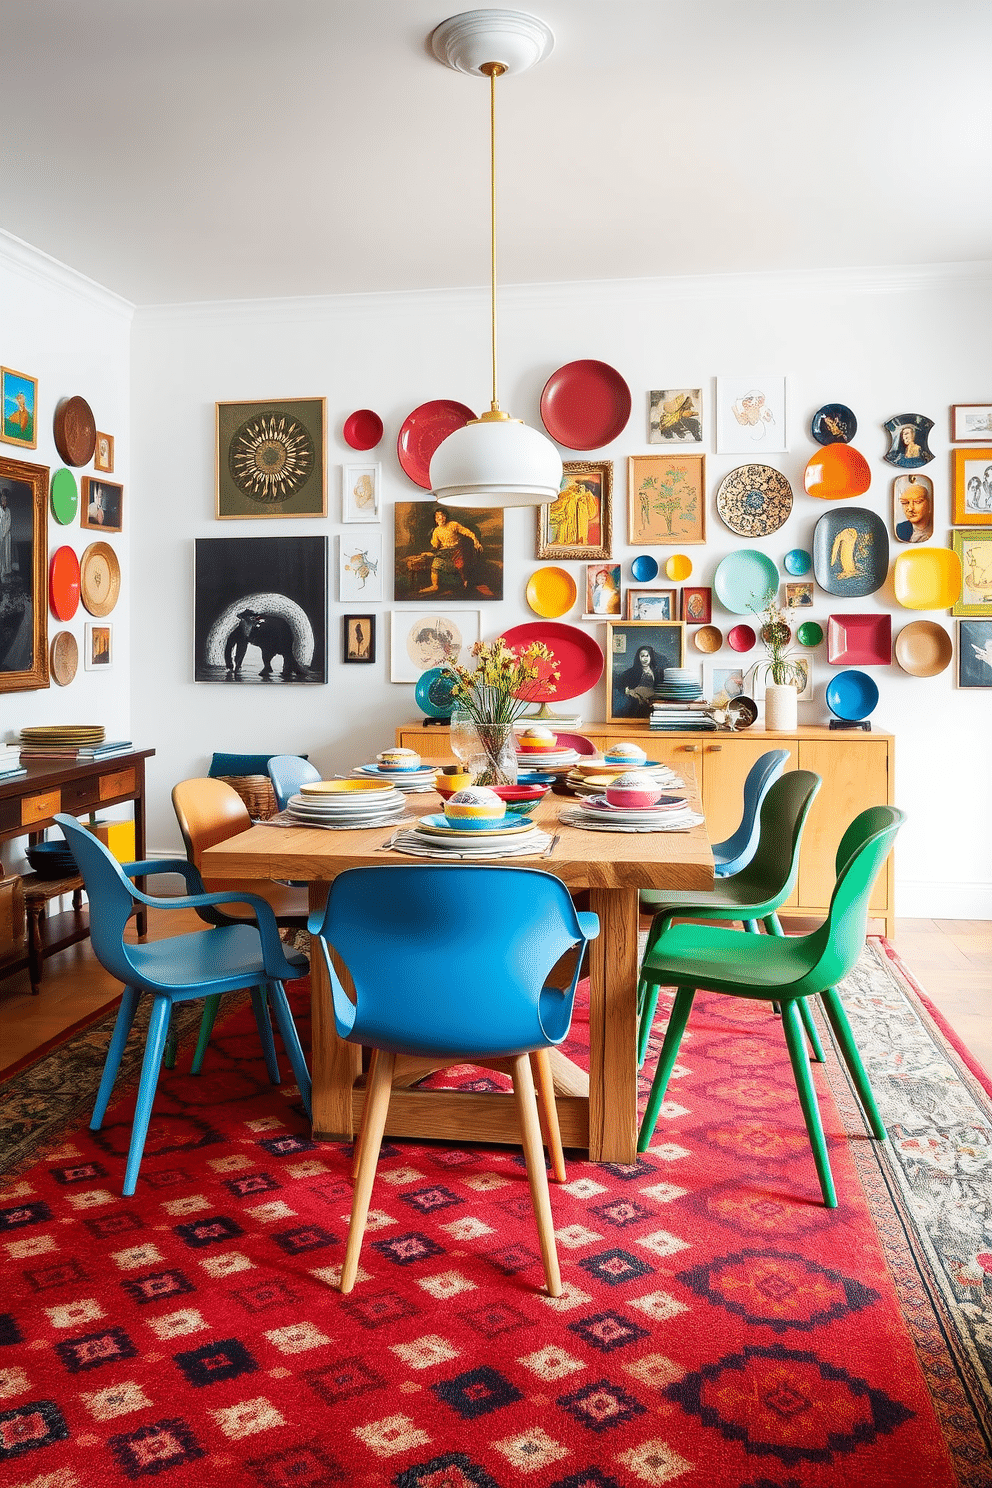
xmin=896 ymin=880 xmax=992 ymax=921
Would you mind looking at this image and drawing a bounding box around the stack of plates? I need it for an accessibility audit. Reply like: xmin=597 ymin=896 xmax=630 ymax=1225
xmin=19 ymin=725 xmax=105 ymax=750
xmin=654 ymin=667 xmax=703 ymax=704
xmin=513 ymin=746 xmax=579 ymax=770
xmin=352 ymin=762 xmax=438 ymax=793
xmin=562 ymin=794 xmax=703 ymax=833
xmin=565 ymin=759 xmax=683 ymax=796
xmin=287 ymin=780 xmax=406 ymax=829
xmin=391 ymin=812 xmax=550 ymax=860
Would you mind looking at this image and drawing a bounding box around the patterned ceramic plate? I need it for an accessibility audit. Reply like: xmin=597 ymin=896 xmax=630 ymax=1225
xmin=716 ymin=464 xmax=793 ymax=537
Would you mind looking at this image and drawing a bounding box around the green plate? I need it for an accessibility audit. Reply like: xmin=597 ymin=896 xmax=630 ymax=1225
xmin=796 ymin=621 xmax=823 ymax=647
xmin=50 ymin=468 xmax=78 ymax=525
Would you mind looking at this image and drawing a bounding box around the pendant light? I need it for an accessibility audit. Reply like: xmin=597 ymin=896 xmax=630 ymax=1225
xmin=429 ymin=9 xmax=563 ymax=508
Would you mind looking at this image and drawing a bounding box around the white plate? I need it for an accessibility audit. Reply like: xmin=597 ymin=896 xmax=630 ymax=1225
xmin=390 ymin=829 xmax=549 ymax=860
xmin=560 ymin=807 xmax=702 ymax=833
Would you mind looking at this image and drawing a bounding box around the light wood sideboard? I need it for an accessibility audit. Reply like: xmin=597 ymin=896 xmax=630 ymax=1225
xmin=397 ymin=723 xmax=896 ymax=936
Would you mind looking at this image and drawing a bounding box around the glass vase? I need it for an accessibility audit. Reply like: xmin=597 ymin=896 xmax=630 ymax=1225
xmin=450 ymin=707 xmax=518 ymax=786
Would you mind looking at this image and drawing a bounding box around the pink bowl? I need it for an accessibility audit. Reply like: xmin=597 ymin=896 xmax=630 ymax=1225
xmin=728 ymin=624 xmax=756 ymax=653
xmin=606 ymin=772 xmax=663 ymax=810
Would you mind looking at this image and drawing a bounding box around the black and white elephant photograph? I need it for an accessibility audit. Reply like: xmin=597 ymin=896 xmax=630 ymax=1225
xmin=194 ymin=535 xmax=327 ymax=684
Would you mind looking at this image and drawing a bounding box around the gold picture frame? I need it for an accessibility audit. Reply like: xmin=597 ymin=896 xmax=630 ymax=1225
xmin=536 ymin=460 xmax=612 ymax=560
xmin=216 ymin=397 xmax=327 ymax=519
xmin=0 ymin=455 xmax=49 ymax=692
xmin=605 ymin=619 xmax=685 ymax=723
xmin=628 ymin=453 xmax=706 ymax=545
xmin=952 ymin=528 xmax=992 ymax=617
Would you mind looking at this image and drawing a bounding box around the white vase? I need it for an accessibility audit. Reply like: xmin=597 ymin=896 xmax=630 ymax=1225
xmin=764 ymin=682 xmax=798 ymax=732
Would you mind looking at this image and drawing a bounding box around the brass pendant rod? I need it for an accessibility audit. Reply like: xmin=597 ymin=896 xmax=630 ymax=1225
xmin=481 ymin=62 xmax=506 ymax=413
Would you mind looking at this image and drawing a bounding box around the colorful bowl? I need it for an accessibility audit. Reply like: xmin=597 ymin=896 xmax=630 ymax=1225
xmin=443 ymin=787 xmax=507 ymax=828
xmin=727 ymin=624 xmax=756 ymax=653
xmin=434 ymin=770 xmax=474 ymax=797
xmin=606 ymin=771 xmax=664 ymax=810
xmin=666 ymin=554 xmax=693 ymax=581
xmin=517 ymin=725 xmax=558 ymax=754
xmin=803 ymin=443 xmax=871 ymax=500
xmin=377 ymin=748 xmax=423 ymax=771
xmin=630 ymin=555 xmax=659 ymax=582
xmin=603 ymin=742 xmax=648 ymax=768
xmin=489 ymin=783 xmax=550 ymax=815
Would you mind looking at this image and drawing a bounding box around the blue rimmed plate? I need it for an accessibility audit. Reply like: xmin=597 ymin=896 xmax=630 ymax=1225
xmin=415 ymin=666 xmax=458 ymax=719
xmin=630 ymin=555 xmax=659 ymax=582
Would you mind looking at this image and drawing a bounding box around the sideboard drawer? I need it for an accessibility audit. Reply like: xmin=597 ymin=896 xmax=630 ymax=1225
xmin=100 ymin=768 xmax=136 ymax=801
xmin=61 ymin=777 xmax=103 ymax=813
xmin=21 ymin=791 xmax=61 ymax=826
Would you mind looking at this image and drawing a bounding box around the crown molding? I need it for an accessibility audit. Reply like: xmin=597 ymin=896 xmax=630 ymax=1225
xmin=0 ymin=229 xmax=134 ymax=320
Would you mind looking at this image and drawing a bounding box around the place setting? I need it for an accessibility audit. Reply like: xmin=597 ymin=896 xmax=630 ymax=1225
xmin=563 ymin=740 xmax=685 ymax=797
xmin=350 ymin=746 xmax=440 ymax=793
xmin=560 ymin=770 xmax=703 ymax=833
xmin=279 ymin=778 xmax=410 ymax=830
xmin=385 ymin=786 xmax=553 ymax=860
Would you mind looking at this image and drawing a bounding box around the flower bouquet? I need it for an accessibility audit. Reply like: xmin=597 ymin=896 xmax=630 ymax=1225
xmin=445 ymin=638 xmax=560 ymax=785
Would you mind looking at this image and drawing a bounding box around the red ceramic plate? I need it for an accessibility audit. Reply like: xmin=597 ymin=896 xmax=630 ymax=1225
xmin=397 ymin=400 xmax=476 ymax=488
xmin=343 ymin=409 xmax=384 ymax=450
xmin=827 ymin=613 xmax=892 ymax=666
xmin=540 ymin=360 xmax=631 ymax=450
xmin=49 ymin=545 xmax=80 ymax=621
xmin=499 ymin=621 xmax=604 ymax=703
xmin=727 ymin=624 xmax=756 ymax=653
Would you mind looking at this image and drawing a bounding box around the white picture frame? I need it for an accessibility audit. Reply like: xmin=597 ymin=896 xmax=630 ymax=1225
xmin=389 ymin=608 xmax=481 ymax=683
xmin=716 ymin=376 xmax=788 ymax=454
xmin=706 ymin=662 xmax=748 ymax=702
xmin=338 ymin=531 xmax=382 ymax=603
xmin=84 ymin=622 xmax=113 ymax=670
xmin=342 ymin=462 xmax=381 ymax=523
xmin=750 ymin=655 xmax=814 ymax=703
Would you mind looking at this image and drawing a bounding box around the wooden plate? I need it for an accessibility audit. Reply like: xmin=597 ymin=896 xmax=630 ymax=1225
xmin=80 ymin=541 xmax=121 ymax=616
xmin=50 ymin=631 xmax=78 ymax=686
xmin=53 ymin=396 xmax=97 ymax=466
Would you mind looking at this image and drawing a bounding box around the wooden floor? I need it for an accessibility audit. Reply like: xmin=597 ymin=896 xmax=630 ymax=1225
xmin=1 ymin=911 xmax=990 ymax=1078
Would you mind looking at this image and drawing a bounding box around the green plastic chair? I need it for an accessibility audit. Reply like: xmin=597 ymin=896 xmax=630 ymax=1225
xmin=637 ymin=806 xmax=905 ymax=1208
xmin=637 ymin=770 xmax=823 ymax=1069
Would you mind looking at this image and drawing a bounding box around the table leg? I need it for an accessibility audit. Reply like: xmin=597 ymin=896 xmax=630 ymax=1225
xmin=587 ymin=886 xmax=639 ymax=1163
xmin=308 ymin=880 xmax=361 ymax=1141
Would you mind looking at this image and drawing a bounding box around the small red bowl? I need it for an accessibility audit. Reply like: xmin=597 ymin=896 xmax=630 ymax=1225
xmin=490 ymin=784 xmax=549 ymax=815
xmin=343 ymin=409 xmax=384 ymax=450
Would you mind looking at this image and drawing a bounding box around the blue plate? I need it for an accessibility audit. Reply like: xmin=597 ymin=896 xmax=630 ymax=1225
xmin=713 ymin=550 xmax=780 ymax=615
xmin=783 ymin=548 xmax=811 ymax=576
xmin=630 ymin=555 xmax=659 ymax=582
xmin=812 ymin=507 xmax=888 ymax=598
xmin=517 ymin=770 xmax=554 ymax=785
xmin=415 ymin=666 xmax=458 ymax=719
xmin=419 ymin=812 xmax=531 ymax=835
xmin=811 ymin=403 xmax=857 ymax=446
xmin=825 ymin=669 xmax=879 ymax=722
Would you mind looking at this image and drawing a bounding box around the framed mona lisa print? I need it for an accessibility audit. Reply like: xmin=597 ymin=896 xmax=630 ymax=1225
xmin=605 ymin=620 xmax=685 ymax=723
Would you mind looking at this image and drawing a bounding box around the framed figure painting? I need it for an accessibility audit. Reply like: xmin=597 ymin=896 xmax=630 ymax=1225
xmin=537 ymin=461 xmax=612 ymax=560
xmin=627 ymin=587 xmax=677 ymax=621
xmin=648 ymin=388 xmax=702 ymax=444
xmin=390 ymin=608 xmax=480 ymax=683
xmin=84 ymin=622 xmax=112 ymax=669
xmin=1 ymin=368 xmax=38 ymax=450
xmin=584 ymin=563 xmax=621 ymax=618
xmin=605 ymin=619 xmax=684 ymax=722
xmin=194 ymin=535 xmax=327 ymax=683
xmin=0 ymin=455 xmax=48 ymax=692
xmin=343 ymin=614 xmax=375 ymax=663
xmin=216 ymin=397 xmax=327 ymax=518
xmin=628 ymin=454 xmax=705 ymax=545
xmin=952 ymin=448 xmax=992 ymax=526
xmin=957 ymin=620 xmax=992 ymax=687
xmin=394 ymin=502 xmax=503 ymax=601
xmin=81 ymin=478 xmax=123 ymax=533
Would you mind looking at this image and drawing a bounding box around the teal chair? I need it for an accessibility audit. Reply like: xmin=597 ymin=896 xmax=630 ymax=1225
xmin=707 ymin=748 xmax=790 ymax=878
xmin=637 ymin=770 xmax=823 ymax=1068
xmin=637 ymin=806 xmax=905 ymax=1208
xmin=55 ymin=814 xmax=312 ymax=1196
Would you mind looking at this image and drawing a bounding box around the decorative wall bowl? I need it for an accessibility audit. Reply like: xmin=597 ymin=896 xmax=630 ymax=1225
xmin=825 ymin=669 xmax=879 ymax=722
xmin=796 ymin=621 xmax=824 ymax=647
xmin=892 ymin=547 xmax=962 ymax=609
xmin=812 ymin=507 xmax=888 ymax=598
xmin=827 ymin=614 xmax=891 ymax=666
xmin=713 ymin=549 xmax=779 ymax=614
xmin=783 ymin=549 xmax=812 ymax=576
xmin=665 ymin=554 xmax=692 ymax=581
xmin=727 ymin=624 xmax=756 ymax=652
xmin=630 ymin=555 xmax=659 ymax=582
xmin=344 ymin=409 xmax=384 ymax=450
xmin=804 ymin=443 xmax=871 ymax=500
xmin=526 ymin=567 xmax=577 ymax=618
xmin=715 ymin=464 xmax=793 ymax=537
xmin=894 ymin=621 xmax=953 ymax=677
xmin=811 ymin=403 xmax=857 ymax=445
xmin=693 ymin=625 xmax=723 ymax=653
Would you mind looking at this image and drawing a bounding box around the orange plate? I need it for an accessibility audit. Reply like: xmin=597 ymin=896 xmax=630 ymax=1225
xmin=526 ymin=567 xmax=577 ymax=619
xmin=804 ymin=443 xmax=871 ymax=500
xmin=49 ymin=546 xmax=80 ymax=621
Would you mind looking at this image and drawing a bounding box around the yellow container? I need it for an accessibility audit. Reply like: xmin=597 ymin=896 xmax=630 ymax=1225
xmin=86 ymin=818 xmax=135 ymax=863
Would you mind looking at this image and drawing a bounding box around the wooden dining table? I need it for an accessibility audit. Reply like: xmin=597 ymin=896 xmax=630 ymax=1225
xmin=201 ymin=773 xmax=713 ymax=1164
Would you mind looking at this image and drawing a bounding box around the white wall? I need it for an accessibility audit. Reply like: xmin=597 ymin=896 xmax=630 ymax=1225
xmin=130 ymin=263 xmax=992 ymax=917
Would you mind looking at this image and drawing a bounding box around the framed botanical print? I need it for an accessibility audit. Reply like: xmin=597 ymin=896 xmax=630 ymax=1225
xmin=628 ymin=454 xmax=705 ymax=545
xmin=81 ymin=477 xmax=123 ymax=533
xmin=627 ymin=586 xmax=677 ymax=621
xmin=343 ymin=613 xmax=375 ymax=663
xmin=193 ymin=535 xmax=327 ymax=683
xmin=957 ymin=620 xmax=992 ymax=687
xmin=605 ymin=619 xmax=685 ymax=722
xmin=342 ymin=463 xmax=381 ymax=524
xmin=216 ymin=397 xmax=327 ymax=518
xmin=952 ymin=448 xmax=992 ymax=526
xmin=537 ymin=460 xmax=612 ymax=560
xmin=0 ymin=456 xmax=49 ymax=692
xmin=1 ymin=368 xmax=38 ymax=450
xmin=952 ymin=529 xmax=992 ymax=617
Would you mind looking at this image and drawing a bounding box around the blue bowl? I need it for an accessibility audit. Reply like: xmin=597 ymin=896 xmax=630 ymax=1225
xmin=631 ymin=554 xmax=659 ymax=582
xmin=517 ymin=770 xmax=554 ymax=785
xmin=441 ymin=811 xmax=526 ymax=832
xmin=26 ymin=842 xmax=78 ymax=880
xmin=825 ymin=669 xmax=879 ymax=722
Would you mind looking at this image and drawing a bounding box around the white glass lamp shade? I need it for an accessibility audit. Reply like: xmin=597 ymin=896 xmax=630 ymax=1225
xmin=430 ymin=418 xmax=563 ymax=507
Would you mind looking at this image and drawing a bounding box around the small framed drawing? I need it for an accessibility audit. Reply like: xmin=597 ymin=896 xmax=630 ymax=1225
xmin=537 ymin=461 xmax=612 ymax=560
xmin=390 ymin=608 xmax=480 ymax=683
xmin=627 ymin=587 xmax=677 ymax=621
xmin=94 ymin=432 xmax=115 ymax=473
xmin=716 ymin=376 xmax=788 ymax=454
xmin=951 ymin=406 xmax=992 ymax=443
xmin=648 ymin=388 xmax=702 ymax=444
xmin=339 ymin=531 xmax=383 ymax=603
xmin=958 ymin=620 xmax=992 ymax=687
xmin=0 ymin=366 xmax=38 ymax=449
xmin=605 ymin=620 xmax=685 ymax=722
xmin=627 ymin=454 xmax=705 ymax=545
xmin=584 ymin=563 xmax=621 ymax=618
xmin=342 ymin=463 xmax=381 ymax=523
xmin=706 ymin=663 xmax=748 ymax=703
xmin=680 ymin=586 xmax=712 ymax=624
xmin=785 ymin=580 xmax=814 ymax=608
xmin=343 ymin=613 xmax=376 ymax=663
xmin=81 ymin=477 xmax=123 ymax=533
xmin=750 ymin=655 xmax=814 ymax=702
xmin=952 ymin=529 xmax=992 ymax=617
xmin=952 ymin=448 xmax=992 ymax=526
xmin=216 ymin=397 xmax=326 ymax=518
xmin=84 ymin=622 xmax=112 ymax=670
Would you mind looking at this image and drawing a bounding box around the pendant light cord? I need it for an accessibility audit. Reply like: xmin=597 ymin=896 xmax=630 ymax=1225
xmin=482 ymin=62 xmax=506 ymax=414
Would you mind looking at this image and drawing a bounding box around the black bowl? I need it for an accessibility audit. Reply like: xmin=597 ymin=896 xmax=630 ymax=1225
xmin=26 ymin=842 xmax=78 ymax=880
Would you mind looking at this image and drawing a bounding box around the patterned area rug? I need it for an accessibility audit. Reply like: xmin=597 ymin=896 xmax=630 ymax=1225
xmin=0 ymin=939 xmax=990 ymax=1486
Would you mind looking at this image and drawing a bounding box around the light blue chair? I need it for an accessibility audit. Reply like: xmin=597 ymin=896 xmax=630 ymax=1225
xmin=55 ymin=814 xmax=312 ymax=1197
xmin=267 ymin=754 xmax=322 ymax=812
xmin=308 ymin=865 xmax=600 ymax=1296
xmin=711 ymin=748 xmax=790 ymax=878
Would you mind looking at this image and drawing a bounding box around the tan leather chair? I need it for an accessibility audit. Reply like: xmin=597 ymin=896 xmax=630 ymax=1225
xmin=171 ymin=778 xmax=307 ymax=926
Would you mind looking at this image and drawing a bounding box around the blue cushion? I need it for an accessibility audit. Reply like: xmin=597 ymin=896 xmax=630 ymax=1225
xmin=209 ymin=752 xmax=306 ymax=778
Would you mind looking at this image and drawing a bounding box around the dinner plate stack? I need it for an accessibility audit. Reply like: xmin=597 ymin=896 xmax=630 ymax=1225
xmin=18 ymin=724 xmax=105 ymax=752
xmin=564 ymin=759 xmax=684 ymax=796
xmin=513 ymin=746 xmax=580 ymax=771
xmin=286 ymin=781 xmax=406 ymax=829
xmin=654 ymin=667 xmax=703 ymax=704
xmin=561 ymin=793 xmax=703 ymax=833
xmin=390 ymin=812 xmax=550 ymax=860
xmin=352 ymin=762 xmax=438 ymax=793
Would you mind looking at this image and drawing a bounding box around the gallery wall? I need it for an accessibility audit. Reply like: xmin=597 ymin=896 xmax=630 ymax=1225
xmin=121 ymin=261 xmax=991 ymax=918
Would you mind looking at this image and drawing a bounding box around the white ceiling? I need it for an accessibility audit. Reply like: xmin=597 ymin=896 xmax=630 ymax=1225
xmin=5 ymin=0 xmax=991 ymax=305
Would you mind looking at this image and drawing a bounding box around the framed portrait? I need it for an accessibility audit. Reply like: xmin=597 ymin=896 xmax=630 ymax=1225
xmin=394 ymin=502 xmax=503 ymax=602
xmin=584 ymin=562 xmax=621 ymax=618
xmin=952 ymin=448 xmax=992 ymax=526
xmin=605 ymin=620 xmax=685 ymax=722
xmin=785 ymin=580 xmax=814 ymax=608
xmin=84 ymin=622 xmax=112 ymax=670
xmin=893 ymin=474 xmax=934 ymax=544
xmin=537 ymin=460 xmax=612 ymax=560
xmin=0 ymin=367 xmax=38 ymax=450
xmin=342 ymin=463 xmax=381 ymax=524
xmin=80 ymin=477 xmax=123 ymax=533
xmin=648 ymin=388 xmax=702 ymax=445
xmin=951 ymin=405 xmax=992 ymax=443
xmin=707 ymin=663 xmax=748 ymax=703
xmin=94 ymin=432 xmax=115 ymax=473
xmin=716 ymin=376 xmax=788 ymax=454
xmin=952 ymin=529 xmax=992 ymax=617
xmin=0 ymin=455 xmax=49 ymax=693
xmin=390 ymin=608 xmax=480 ymax=683
xmin=627 ymin=586 xmax=677 ymax=621
xmin=627 ymin=454 xmax=705 ymax=546
xmin=957 ymin=620 xmax=992 ymax=688
xmin=680 ymin=586 xmax=712 ymax=624
xmin=883 ymin=413 xmax=935 ymax=469
xmin=343 ymin=613 xmax=376 ymax=663
xmin=193 ymin=535 xmax=327 ymax=683
xmin=215 ymin=397 xmax=326 ymax=519
xmin=339 ymin=531 xmax=383 ymax=603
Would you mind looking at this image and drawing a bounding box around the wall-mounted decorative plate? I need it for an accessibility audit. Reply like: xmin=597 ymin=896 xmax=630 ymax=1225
xmin=49 ymin=546 xmax=80 ymax=621
xmin=630 ymin=554 xmax=659 ymax=582
xmin=826 ymin=669 xmax=879 ymax=722
xmin=783 ymin=548 xmax=811 ymax=575
xmin=883 ymin=413 xmax=935 ymax=469
xmin=540 ymin=360 xmax=631 ymax=450
xmin=692 ymin=625 xmax=723 ymax=653
xmin=811 ymin=403 xmax=857 ymax=445
xmin=804 ymin=443 xmax=872 ymax=500
xmin=715 ymin=463 xmax=793 ymax=537
xmin=665 ymin=553 xmax=692 ymax=581
xmin=49 ymin=630 xmax=78 ymax=686
xmin=796 ymin=621 xmax=824 ymax=647
xmin=525 ymin=566 xmax=577 ymax=619
xmin=713 ymin=549 xmax=779 ymax=614
xmin=894 ymin=621 xmax=953 ymax=677
xmin=80 ymin=541 xmax=121 ymax=617
xmin=812 ymin=507 xmax=888 ymax=598
xmin=827 ymin=613 xmax=892 ymax=666
xmin=415 ymin=665 xmax=459 ymax=719
xmin=53 ymin=395 xmax=96 ymax=466
xmin=892 ymin=547 xmax=962 ymax=610
xmin=727 ymin=623 xmax=756 ymax=652
xmin=498 ymin=621 xmax=604 ymax=702
xmin=397 ymin=400 xmax=475 ymax=488
xmin=343 ymin=409 xmax=384 ymax=450
xmin=50 ymin=468 xmax=78 ymax=525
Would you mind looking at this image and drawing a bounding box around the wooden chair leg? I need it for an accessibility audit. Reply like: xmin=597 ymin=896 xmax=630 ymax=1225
xmin=529 ymin=1049 xmax=566 ymax=1182
xmin=638 ymin=986 xmax=695 ymax=1153
xmin=511 ymin=1053 xmax=561 ymax=1297
xmin=352 ymin=1049 xmax=379 ymax=1180
xmin=341 ymin=1050 xmax=395 ymax=1294
xmin=781 ymin=999 xmax=837 ymax=1208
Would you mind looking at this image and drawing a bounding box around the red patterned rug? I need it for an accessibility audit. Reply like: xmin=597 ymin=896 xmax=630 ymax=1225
xmin=1 ymin=939 xmax=990 ymax=1486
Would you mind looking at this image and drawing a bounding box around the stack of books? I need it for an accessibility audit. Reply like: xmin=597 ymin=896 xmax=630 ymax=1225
xmin=0 ymin=742 xmax=25 ymax=781
xmin=649 ymin=702 xmax=718 ymax=732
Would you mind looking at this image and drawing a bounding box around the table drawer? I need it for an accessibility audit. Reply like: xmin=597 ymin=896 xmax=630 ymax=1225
xmin=100 ymin=768 xmax=136 ymax=801
xmin=61 ymin=777 xmax=103 ymax=813
xmin=21 ymin=790 xmax=61 ymax=826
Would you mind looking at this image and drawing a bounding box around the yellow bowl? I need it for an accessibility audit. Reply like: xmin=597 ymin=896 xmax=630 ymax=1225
xmin=666 ymin=554 xmax=693 ymax=581
xmin=893 ymin=548 xmax=962 ymax=610
xmin=299 ymin=778 xmax=395 ymax=796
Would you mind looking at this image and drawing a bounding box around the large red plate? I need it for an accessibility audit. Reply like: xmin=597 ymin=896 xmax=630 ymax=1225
xmin=49 ymin=545 xmax=80 ymax=621
xmin=499 ymin=621 xmax=604 ymax=703
xmin=397 ymin=400 xmax=476 ymax=488
xmin=540 ymin=360 xmax=631 ymax=450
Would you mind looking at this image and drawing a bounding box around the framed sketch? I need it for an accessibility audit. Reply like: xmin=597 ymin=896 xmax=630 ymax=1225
xmin=716 ymin=376 xmax=788 ymax=454
xmin=94 ymin=432 xmax=115 ymax=473
xmin=751 ymin=654 xmax=814 ymax=702
xmin=952 ymin=448 xmax=992 ymax=526
xmin=84 ymin=622 xmax=112 ymax=670
xmin=339 ymin=530 xmax=383 ymax=603
xmin=395 ymin=502 xmax=503 ymax=602
xmin=342 ymin=463 xmax=381 ymax=524
xmin=785 ymin=580 xmax=814 ymax=608
xmin=0 ymin=367 xmax=38 ymax=450
xmin=0 ymin=456 xmax=48 ymax=693
xmin=680 ymin=586 xmax=712 ymax=624
xmin=627 ymin=586 xmax=677 ymax=621
xmin=707 ymin=663 xmax=748 ymax=703
xmin=952 ymin=529 xmax=992 ymax=617
xmin=893 ymin=474 xmax=934 ymax=543
xmin=648 ymin=388 xmax=702 ymax=445
xmin=957 ymin=620 xmax=992 ymax=687
xmin=627 ymin=454 xmax=705 ymax=546
xmin=951 ymin=405 xmax=992 ymax=443
xmin=605 ymin=620 xmax=685 ymax=722
xmin=537 ymin=460 xmax=612 ymax=560
xmin=215 ymin=397 xmax=326 ymax=519
xmin=193 ymin=535 xmax=327 ymax=683
xmin=81 ymin=477 xmax=123 ymax=533
xmin=584 ymin=563 xmax=621 ymax=618
xmin=343 ymin=613 xmax=375 ymax=663
xmin=390 ymin=608 xmax=480 ymax=683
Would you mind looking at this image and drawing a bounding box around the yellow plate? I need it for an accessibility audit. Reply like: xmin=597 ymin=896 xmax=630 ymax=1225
xmin=666 ymin=554 xmax=692 ymax=581
xmin=893 ymin=548 xmax=962 ymax=610
xmin=526 ymin=566 xmax=577 ymax=619
xmin=299 ymin=778 xmax=396 ymax=795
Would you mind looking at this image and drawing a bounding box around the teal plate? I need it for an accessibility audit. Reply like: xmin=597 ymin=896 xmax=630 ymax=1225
xmin=415 ymin=666 xmax=458 ymax=719
xmin=796 ymin=621 xmax=824 ymax=647
xmin=418 ymin=812 xmax=533 ymax=837
xmin=713 ymin=550 xmax=780 ymax=615
xmin=783 ymin=548 xmax=811 ymax=576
